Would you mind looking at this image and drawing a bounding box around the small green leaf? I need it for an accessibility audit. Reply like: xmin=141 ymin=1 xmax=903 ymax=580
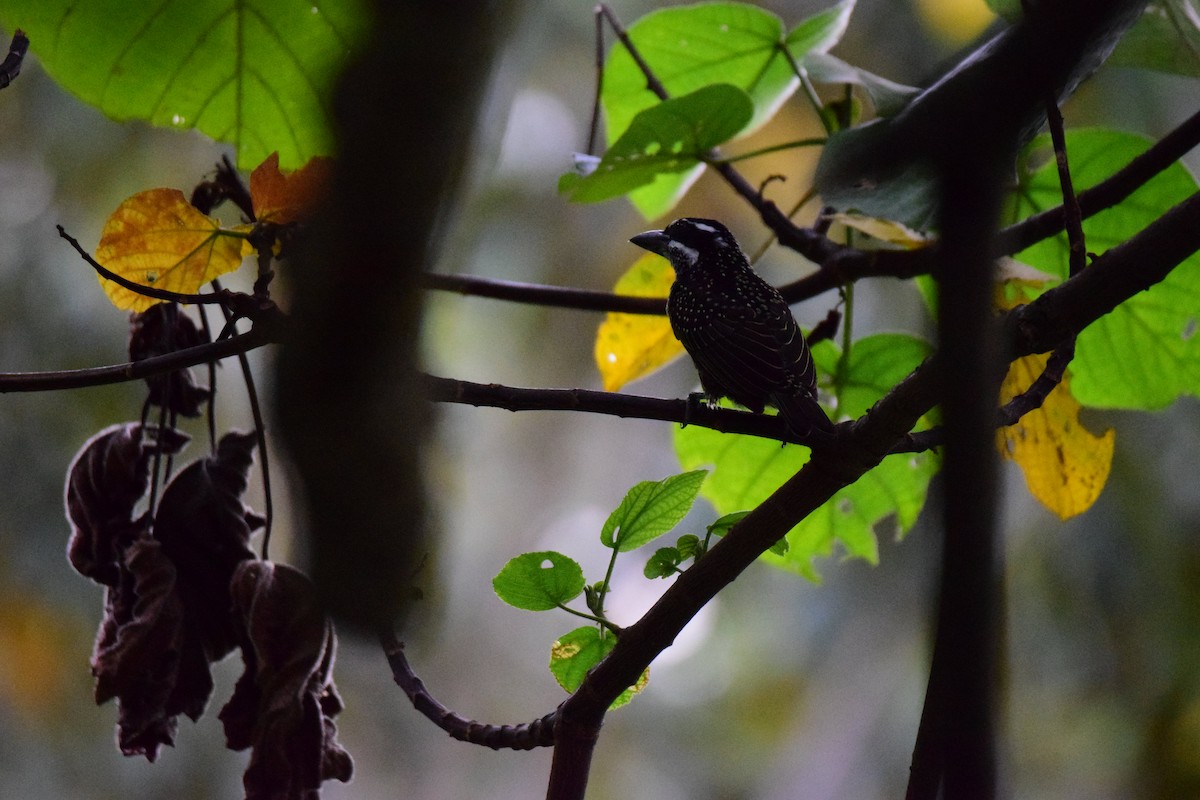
xmin=492 ymin=551 xmax=585 ymax=611
xmin=561 ymin=85 xmax=753 ymax=204
xmin=707 ymin=510 xmax=750 ymax=537
xmin=785 ymin=0 xmax=856 ymax=55
xmin=644 ymin=547 xmax=682 ymax=579
xmin=705 ymin=509 xmax=788 ymax=555
xmin=601 ymin=470 xmax=708 ymax=552
xmin=550 ymin=626 xmax=648 ymax=709
xmin=675 ymin=534 xmax=703 ymax=560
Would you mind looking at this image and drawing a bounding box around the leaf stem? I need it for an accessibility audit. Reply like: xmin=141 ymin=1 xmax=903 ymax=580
xmin=712 ymin=137 xmax=827 ymax=165
xmin=778 ymin=43 xmax=832 ymax=134
xmin=556 ymin=604 xmax=623 ymax=636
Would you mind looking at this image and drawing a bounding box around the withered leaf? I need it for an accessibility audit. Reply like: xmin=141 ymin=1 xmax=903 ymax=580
xmin=129 ymin=304 xmax=211 ymax=417
xmin=154 ymin=431 xmax=261 ymax=661
xmin=64 ymin=423 xmax=190 ymax=585
xmin=91 ymin=535 xmax=198 ymax=761
xmin=222 ymin=561 xmax=353 ymax=800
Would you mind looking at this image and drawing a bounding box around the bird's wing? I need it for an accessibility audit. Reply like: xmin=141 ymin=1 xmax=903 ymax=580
xmin=681 ymin=307 xmax=796 ymax=410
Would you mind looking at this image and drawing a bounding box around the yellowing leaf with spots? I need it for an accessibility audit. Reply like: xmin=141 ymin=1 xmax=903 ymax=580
xmin=996 ymin=281 xmax=1114 ymax=519
xmin=95 ymin=188 xmax=246 ymax=312
xmin=595 ymin=253 xmax=683 ymax=391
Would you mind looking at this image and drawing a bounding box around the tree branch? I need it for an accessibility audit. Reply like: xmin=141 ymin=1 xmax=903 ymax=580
xmin=548 ymin=138 xmax=1198 ymax=800
xmin=0 ymin=28 xmax=29 ymax=89
xmin=380 ymin=631 xmax=556 ymax=751
xmin=0 ymin=326 xmax=280 ymax=394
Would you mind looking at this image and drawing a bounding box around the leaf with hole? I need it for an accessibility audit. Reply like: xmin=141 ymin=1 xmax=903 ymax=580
xmin=492 ymin=552 xmax=586 ymax=612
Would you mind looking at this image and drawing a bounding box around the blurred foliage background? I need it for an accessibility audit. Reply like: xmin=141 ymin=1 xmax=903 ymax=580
xmin=2 ymin=1 xmax=1200 ymax=798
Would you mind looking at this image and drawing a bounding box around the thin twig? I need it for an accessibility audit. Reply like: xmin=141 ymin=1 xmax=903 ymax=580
xmin=1045 ymin=97 xmax=1087 ymax=278
xmin=0 ymin=29 xmax=29 ymax=89
xmin=586 ymin=6 xmax=606 ymax=156
xmin=212 ymin=279 xmax=274 ymax=560
xmin=422 ymin=272 xmax=666 ymax=314
xmin=0 ymin=327 xmax=279 ymax=394
xmin=380 ymin=631 xmax=556 ymax=751
xmin=597 ymin=4 xmax=667 ymax=100
xmin=57 ymin=225 xmax=239 ymax=306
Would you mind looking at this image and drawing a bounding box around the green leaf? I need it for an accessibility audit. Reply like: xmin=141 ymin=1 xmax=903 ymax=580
xmin=550 ymin=626 xmax=647 ymax=709
xmin=785 ymin=0 xmax=855 ymax=56
xmin=644 ymin=547 xmax=682 ymax=579
xmin=707 ymin=510 xmax=750 ymax=537
xmin=0 ymin=0 xmax=368 ymax=170
xmin=805 ymin=52 xmax=919 ymax=117
xmin=601 ymin=2 xmax=798 ymax=217
xmin=825 ymin=333 xmax=933 ymax=419
xmin=676 ymin=333 xmax=936 ymax=579
xmin=707 ymin=508 xmax=795 ymax=554
xmin=600 ymin=470 xmax=708 ymax=552
xmin=561 ymin=84 xmax=753 ymax=204
xmin=492 ymin=551 xmax=585 ymax=611
xmin=1108 ymin=2 xmax=1200 ymax=77
xmin=1014 ymin=129 xmax=1200 ymax=409
xmin=984 ymin=0 xmax=1023 ymax=22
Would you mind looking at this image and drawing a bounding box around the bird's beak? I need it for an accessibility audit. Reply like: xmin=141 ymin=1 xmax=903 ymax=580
xmin=629 ymin=229 xmax=669 ymax=256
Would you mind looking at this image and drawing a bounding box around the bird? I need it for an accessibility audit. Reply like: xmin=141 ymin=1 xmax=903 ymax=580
xmin=630 ymin=217 xmax=834 ymax=438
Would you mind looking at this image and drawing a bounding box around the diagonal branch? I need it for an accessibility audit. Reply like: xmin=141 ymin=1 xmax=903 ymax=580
xmin=548 ymin=181 xmax=1200 ymax=800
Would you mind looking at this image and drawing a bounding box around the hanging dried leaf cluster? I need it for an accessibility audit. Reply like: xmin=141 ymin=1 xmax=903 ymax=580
xmin=63 ymin=424 xmax=352 ymax=798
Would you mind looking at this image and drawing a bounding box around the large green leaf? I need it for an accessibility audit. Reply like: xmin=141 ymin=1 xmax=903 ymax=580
xmin=561 ymin=84 xmax=753 ymax=204
xmin=0 ymin=0 xmax=369 ymax=169
xmin=601 ymin=1 xmax=856 ymax=218
xmin=1014 ymin=129 xmax=1200 ymax=409
xmin=1105 ymin=2 xmax=1200 ymax=77
xmin=675 ymin=333 xmax=936 ymax=580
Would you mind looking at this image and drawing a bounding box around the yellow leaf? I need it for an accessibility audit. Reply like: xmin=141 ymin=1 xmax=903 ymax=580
xmin=995 ymin=281 xmax=1114 ymax=519
xmin=95 ymin=188 xmax=246 ymax=312
xmin=249 ymin=151 xmax=333 ymax=224
xmin=826 ymin=211 xmax=932 ymax=249
xmin=595 ymin=253 xmax=683 ymax=392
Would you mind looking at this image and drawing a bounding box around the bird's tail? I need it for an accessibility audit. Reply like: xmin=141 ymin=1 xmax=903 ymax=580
xmin=774 ymin=390 xmax=835 ymax=439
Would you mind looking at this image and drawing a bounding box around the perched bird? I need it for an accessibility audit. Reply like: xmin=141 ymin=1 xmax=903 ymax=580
xmin=630 ymin=218 xmax=834 ymax=438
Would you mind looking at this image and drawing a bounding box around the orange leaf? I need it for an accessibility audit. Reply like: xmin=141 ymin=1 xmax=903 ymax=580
xmin=95 ymin=189 xmax=246 ymax=312
xmin=995 ymin=280 xmax=1114 ymax=519
xmin=595 ymin=254 xmax=683 ymax=392
xmin=249 ymin=152 xmax=333 ymax=224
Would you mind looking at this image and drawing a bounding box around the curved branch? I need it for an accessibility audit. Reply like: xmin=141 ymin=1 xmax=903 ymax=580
xmin=381 ymin=632 xmax=556 ymax=751
xmin=57 ymin=225 xmax=237 ymax=307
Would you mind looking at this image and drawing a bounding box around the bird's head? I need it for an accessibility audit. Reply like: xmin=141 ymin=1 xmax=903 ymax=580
xmin=629 ymin=218 xmax=742 ymax=274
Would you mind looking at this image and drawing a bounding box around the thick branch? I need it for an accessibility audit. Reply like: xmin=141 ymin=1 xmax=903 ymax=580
xmin=548 ymin=178 xmax=1200 ymax=800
